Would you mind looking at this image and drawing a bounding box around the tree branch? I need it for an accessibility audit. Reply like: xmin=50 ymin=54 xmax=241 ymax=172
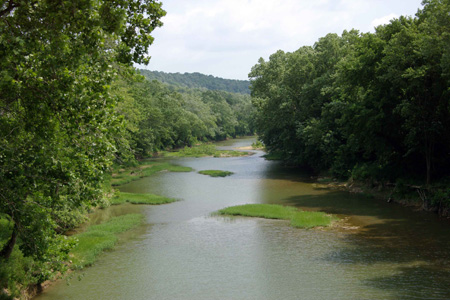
xmin=0 ymin=0 xmax=19 ymax=18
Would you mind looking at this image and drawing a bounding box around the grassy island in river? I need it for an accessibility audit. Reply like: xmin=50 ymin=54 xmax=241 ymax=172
xmin=217 ymin=204 xmax=337 ymax=229
xmin=198 ymin=170 xmax=234 ymax=177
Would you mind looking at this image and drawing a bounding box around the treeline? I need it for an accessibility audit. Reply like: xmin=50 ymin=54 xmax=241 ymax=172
xmin=113 ymin=76 xmax=254 ymax=161
xmin=0 ymin=0 xmax=255 ymax=296
xmin=250 ymin=1 xmax=449 ymax=191
xmin=140 ymin=69 xmax=251 ymax=94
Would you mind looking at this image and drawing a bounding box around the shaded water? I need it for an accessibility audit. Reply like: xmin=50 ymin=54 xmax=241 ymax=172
xmin=36 ymin=138 xmax=450 ymax=300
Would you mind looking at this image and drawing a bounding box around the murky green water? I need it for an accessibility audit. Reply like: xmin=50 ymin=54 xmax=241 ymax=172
xmin=36 ymin=138 xmax=450 ymax=300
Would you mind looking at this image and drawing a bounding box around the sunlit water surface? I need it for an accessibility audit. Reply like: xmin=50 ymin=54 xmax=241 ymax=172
xmin=36 ymin=138 xmax=450 ymax=300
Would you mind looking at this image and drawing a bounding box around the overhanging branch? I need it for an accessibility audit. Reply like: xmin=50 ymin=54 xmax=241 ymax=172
xmin=0 ymin=0 xmax=19 ymax=18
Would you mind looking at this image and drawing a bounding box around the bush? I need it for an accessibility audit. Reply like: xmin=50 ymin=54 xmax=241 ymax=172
xmin=251 ymin=140 xmax=264 ymax=149
xmin=430 ymin=187 xmax=450 ymax=207
xmin=0 ymin=250 xmax=38 ymax=299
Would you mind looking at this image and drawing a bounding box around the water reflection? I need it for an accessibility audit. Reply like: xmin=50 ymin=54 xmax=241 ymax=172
xmin=35 ymin=137 xmax=450 ymax=300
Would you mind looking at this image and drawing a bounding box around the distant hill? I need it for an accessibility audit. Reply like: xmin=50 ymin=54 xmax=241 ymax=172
xmin=139 ymin=70 xmax=250 ymax=94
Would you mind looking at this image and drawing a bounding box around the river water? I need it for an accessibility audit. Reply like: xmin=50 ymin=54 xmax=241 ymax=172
xmin=36 ymin=138 xmax=450 ymax=300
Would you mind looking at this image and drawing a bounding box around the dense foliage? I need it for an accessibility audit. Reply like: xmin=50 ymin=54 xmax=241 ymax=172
xmin=139 ymin=69 xmax=251 ymax=94
xmin=113 ymin=77 xmax=254 ymax=160
xmin=0 ymin=1 xmax=253 ymax=293
xmin=0 ymin=0 xmax=165 ymax=297
xmin=250 ymin=0 xmax=450 ymax=189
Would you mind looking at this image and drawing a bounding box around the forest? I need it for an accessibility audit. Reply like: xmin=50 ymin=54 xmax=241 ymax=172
xmin=0 ymin=0 xmax=449 ymax=298
xmin=250 ymin=0 xmax=450 ymax=212
xmin=113 ymin=76 xmax=254 ymax=162
xmin=0 ymin=1 xmax=254 ymax=298
xmin=139 ymin=69 xmax=251 ymax=94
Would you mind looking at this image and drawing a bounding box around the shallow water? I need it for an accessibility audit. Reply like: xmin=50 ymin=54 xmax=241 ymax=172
xmin=36 ymin=137 xmax=450 ymax=300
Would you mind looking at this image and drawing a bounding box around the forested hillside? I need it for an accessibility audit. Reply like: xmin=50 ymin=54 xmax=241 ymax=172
xmin=139 ymin=69 xmax=251 ymax=94
xmin=250 ymin=0 xmax=450 ymax=213
xmin=113 ymin=75 xmax=254 ymax=161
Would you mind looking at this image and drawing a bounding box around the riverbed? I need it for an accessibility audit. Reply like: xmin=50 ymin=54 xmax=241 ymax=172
xmin=35 ymin=137 xmax=450 ymax=300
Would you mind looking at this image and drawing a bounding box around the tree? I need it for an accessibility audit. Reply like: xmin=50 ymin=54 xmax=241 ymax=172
xmin=249 ymin=33 xmax=357 ymax=170
xmin=201 ymin=91 xmax=239 ymax=140
xmin=389 ymin=0 xmax=450 ymax=184
xmin=249 ymin=0 xmax=450 ymax=185
xmin=0 ymin=0 xmax=165 ymax=280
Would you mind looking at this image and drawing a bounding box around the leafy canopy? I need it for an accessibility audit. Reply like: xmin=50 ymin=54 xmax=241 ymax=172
xmin=0 ymin=0 xmax=165 ymax=283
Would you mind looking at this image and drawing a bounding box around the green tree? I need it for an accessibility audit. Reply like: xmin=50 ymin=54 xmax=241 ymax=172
xmin=249 ymin=0 xmax=450 ymax=185
xmin=0 ymin=0 xmax=165 ymax=282
xmin=249 ymin=32 xmax=358 ymax=170
xmin=201 ymin=90 xmax=239 ymax=140
xmin=385 ymin=0 xmax=450 ymax=184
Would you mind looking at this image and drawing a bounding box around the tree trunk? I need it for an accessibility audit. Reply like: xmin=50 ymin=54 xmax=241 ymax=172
xmin=0 ymin=223 xmax=17 ymax=260
xmin=426 ymin=152 xmax=431 ymax=186
xmin=425 ymin=135 xmax=434 ymax=186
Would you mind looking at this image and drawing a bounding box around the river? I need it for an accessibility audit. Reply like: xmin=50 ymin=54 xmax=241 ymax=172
xmin=35 ymin=137 xmax=450 ymax=300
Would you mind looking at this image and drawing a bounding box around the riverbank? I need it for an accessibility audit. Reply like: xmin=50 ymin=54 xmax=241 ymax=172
xmin=25 ymin=137 xmax=450 ymax=300
xmin=0 ymin=159 xmax=196 ymax=300
xmin=27 ymin=145 xmax=247 ymax=299
xmin=258 ymin=148 xmax=450 ymax=220
xmin=313 ymin=178 xmax=450 ymax=219
xmin=110 ymin=161 xmax=193 ymax=186
xmin=162 ymin=144 xmax=252 ymax=158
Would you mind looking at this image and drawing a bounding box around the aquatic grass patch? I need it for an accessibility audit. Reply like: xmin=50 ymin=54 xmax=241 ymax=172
xmin=198 ymin=170 xmax=234 ymax=177
xmin=164 ymin=144 xmax=250 ymax=158
xmin=111 ymin=161 xmax=192 ymax=186
xmin=111 ymin=192 xmax=178 ymax=205
xmin=70 ymin=214 xmax=143 ymax=268
xmin=218 ymin=204 xmax=297 ymax=220
xmin=217 ymin=204 xmax=336 ymax=229
xmin=290 ymin=211 xmax=338 ymax=228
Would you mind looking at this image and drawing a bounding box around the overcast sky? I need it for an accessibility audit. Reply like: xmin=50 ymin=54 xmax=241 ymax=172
xmin=142 ymin=0 xmax=424 ymax=80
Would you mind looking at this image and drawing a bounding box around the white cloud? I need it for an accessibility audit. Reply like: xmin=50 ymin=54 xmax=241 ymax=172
xmin=143 ymin=0 xmax=423 ymax=80
xmin=371 ymin=13 xmax=399 ymax=28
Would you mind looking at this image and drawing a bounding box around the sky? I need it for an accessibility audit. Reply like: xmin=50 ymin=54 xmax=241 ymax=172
xmin=142 ymin=0 xmax=424 ymax=80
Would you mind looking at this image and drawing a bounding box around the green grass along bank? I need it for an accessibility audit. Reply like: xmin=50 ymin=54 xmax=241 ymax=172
xmin=0 ymin=159 xmax=191 ymax=300
xmin=162 ymin=144 xmax=251 ymax=158
xmin=0 ymin=144 xmax=263 ymax=299
xmin=111 ymin=143 xmax=250 ymax=186
xmin=110 ymin=161 xmax=192 ymax=186
xmin=111 ymin=192 xmax=178 ymax=205
xmin=70 ymin=214 xmax=144 ymax=269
